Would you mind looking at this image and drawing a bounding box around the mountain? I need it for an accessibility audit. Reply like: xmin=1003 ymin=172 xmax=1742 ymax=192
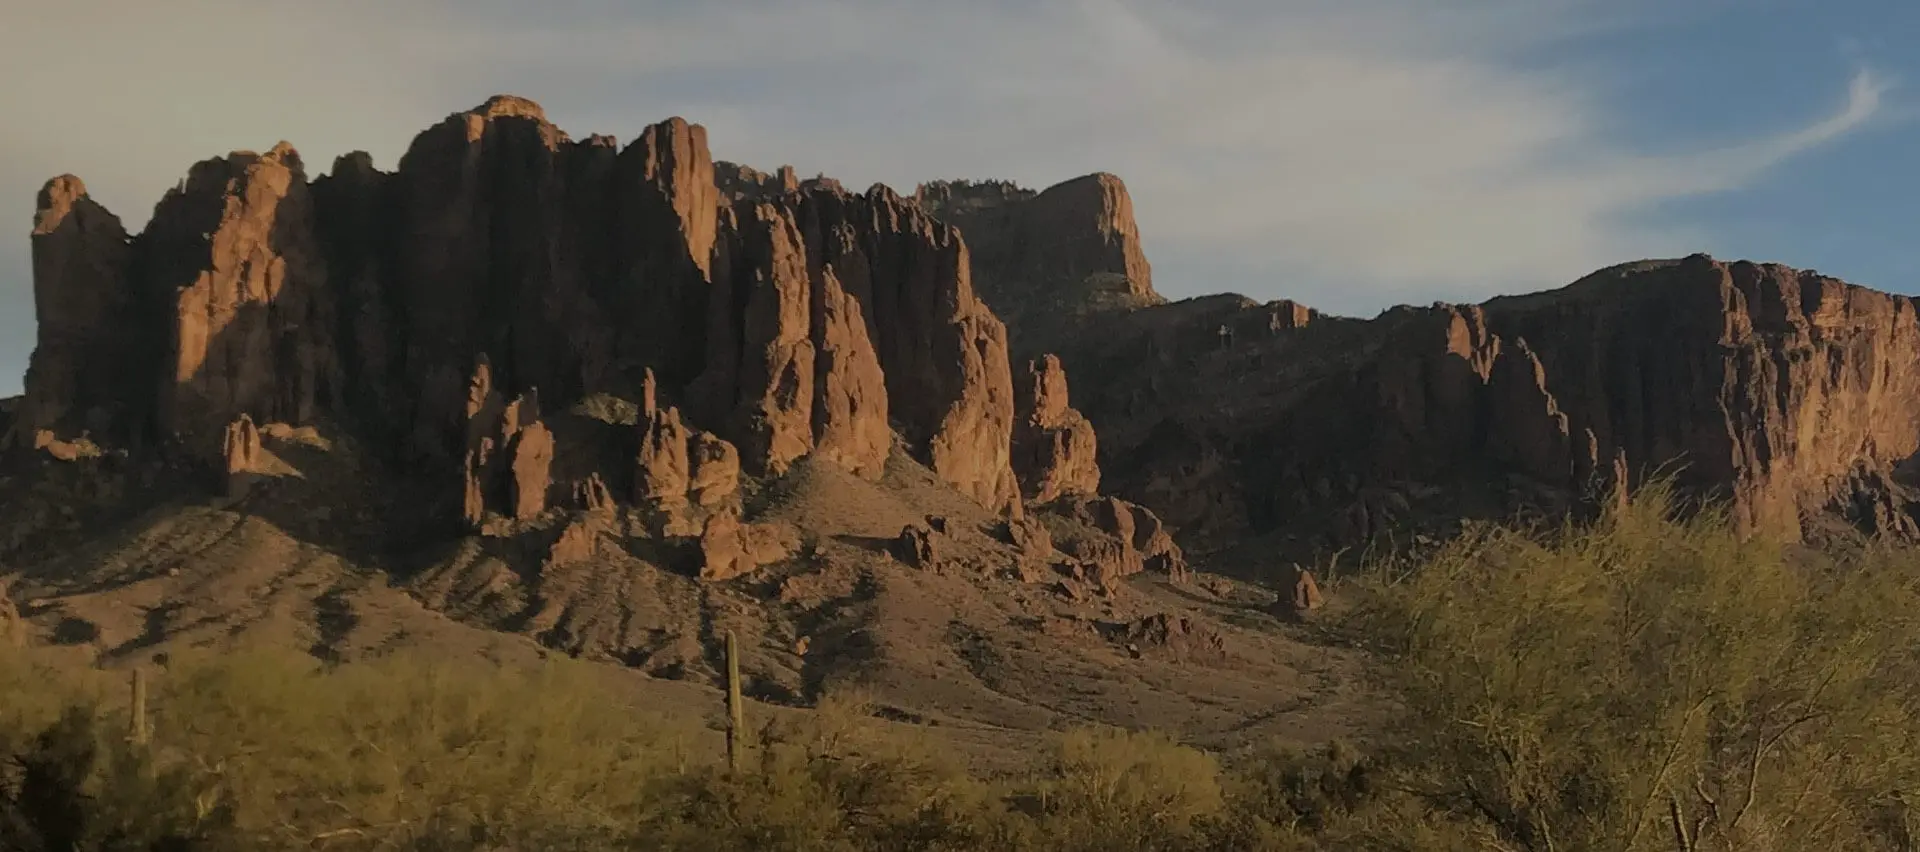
xmin=1026 ymin=255 xmax=1920 ymax=563
xmin=5 ymin=94 xmax=1918 ymax=761
xmin=0 ymin=97 xmax=1359 ymax=762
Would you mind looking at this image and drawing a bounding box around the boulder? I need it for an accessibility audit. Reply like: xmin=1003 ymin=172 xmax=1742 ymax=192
xmin=895 ymin=524 xmax=938 ymax=568
xmin=1274 ymin=566 xmax=1325 ymax=621
xmin=1111 ymin=613 xmax=1226 ymax=661
xmin=1073 ymin=496 xmax=1188 ymax=581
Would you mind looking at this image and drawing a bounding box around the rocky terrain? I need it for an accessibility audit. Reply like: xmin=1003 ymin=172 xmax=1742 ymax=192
xmin=6 ymin=94 xmax=1920 ymax=762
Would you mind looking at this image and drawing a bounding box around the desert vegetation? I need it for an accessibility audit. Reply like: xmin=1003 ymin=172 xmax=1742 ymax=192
xmin=5 ymin=487 xmax=1918 ymax=851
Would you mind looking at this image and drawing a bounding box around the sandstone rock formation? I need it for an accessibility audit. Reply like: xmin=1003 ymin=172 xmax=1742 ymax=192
xmin=1013 ymin=355 xmax=1101 ymax=504
xmin=507 ymin=420 xmax=554 ymax=521
xmin=713 ymin=162 xmax=843 ymax=203
xmin=688 ymin=432 xmax=742 ymax=508
xmin=635 ymin=404 xmax=742 ymax=533
xmin=1064 ymin=538 xmax=1139 ymax=588
xmin=548 ymin=514 xmax=609 ymax=566
xmin=454 ymin=360 xmax=555 ymax=526
xmin=37 ymin=92 xmax=1918 ymax=608
xmin=696 ymin=201 xmax=891 ymax=480
xmin=222 ymin=415 xmax=263 ymax=499
xmin=636 ymin=406 xmax=694 ymax=509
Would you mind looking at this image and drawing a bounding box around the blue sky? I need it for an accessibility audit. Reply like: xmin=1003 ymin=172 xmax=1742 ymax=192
xmin=1 ymin=0 xmax=1916 ymax=397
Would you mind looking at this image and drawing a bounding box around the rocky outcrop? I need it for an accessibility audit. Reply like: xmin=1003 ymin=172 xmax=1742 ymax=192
xmin=1483 ymin=256 xmax=1920 ymax=535
xmin=1109 ymin=614 xmax=1227 ymax=662
xmin=636 ymin=404 xmax=742 ymax=530
xmin=507 ymin=420 xmax=554 ymax=520
xmin=808 ymin=266 xmax=892 ymax=479
xmin=457 ymin=360 xmax=552 ymax=526
xmin=222 ymin=415 xmax=263 ymax=499
xmin=1073 ymin=496 xmax=1189 ymax=580
xmin=688 ymin=432 xmax=741 ymax=508
xmin=636 ymin=406 xmax=694 ymax=509
xmin=783 ymin=188 xmax=1020 ymax=511
xmin=1064 ymin=537 xmax=1140 ymax=587
xmin=1275 ymin=566 xmax=1325 ymax=621
xmin=11 ymin=176 xmax=136 ymax=447
xmin=715 ymin=161 xmax=799 ymax=201
xmin=1000 ymin=514 xmax=1057 ymax=580
xmin=895 ymin=523 xmax=939 ymax=568
xmin=14 ymin=96 xmax=1037 ymax=532
xmin=697 ymin=201 xmax=890 ymax=479
xmin=575 ymin=472 xmax=614 ymax=513
xmin=698 ymin=512 xmax=800 ymax=581
xmin=1013 ymin=355 xmax=1101 ymax=504
xmin=548 ymin=514 xmax=609 ymax=566
xmin=713 ymin=162 xmax=843 ymax=203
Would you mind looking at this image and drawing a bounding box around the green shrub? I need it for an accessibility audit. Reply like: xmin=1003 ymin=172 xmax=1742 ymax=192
xmin=1346 ymin=484 xmax=1920 ymax=851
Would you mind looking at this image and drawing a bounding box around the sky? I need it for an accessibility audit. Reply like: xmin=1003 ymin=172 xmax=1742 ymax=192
xmin=2 ymin=0 xmax=1918 ymax=397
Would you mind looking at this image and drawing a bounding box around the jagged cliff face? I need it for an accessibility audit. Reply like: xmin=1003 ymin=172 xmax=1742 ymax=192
xmin=147 ymin=143 xmax=339 ymax=442
xmin=6 ymin=96 xmax=1072 ymax=524
xmin=1484 ymin=257 xmax=1920 ymax=537
xmin=895 ymin=170 xmax=1920 ymax=548
xmin=1035 ymin=254 xmax=1920 ymax=549
xmin=15 ymin=95 xmax=1920 ymax=568
xmin=914 ymin=174 xmax=1160 ymax=354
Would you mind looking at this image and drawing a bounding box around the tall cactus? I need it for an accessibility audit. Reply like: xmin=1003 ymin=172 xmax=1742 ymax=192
xmin=725 ymin=629 xmax=744 ymax=771
xmin=129 ymin=668 xmax=149 ymax=747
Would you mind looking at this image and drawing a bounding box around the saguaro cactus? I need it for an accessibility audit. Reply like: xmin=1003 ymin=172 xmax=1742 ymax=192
xmin=725 ymin=629 xmax=744 ymax=770
xmin=129 ymin=668 xmax=149 ymax=747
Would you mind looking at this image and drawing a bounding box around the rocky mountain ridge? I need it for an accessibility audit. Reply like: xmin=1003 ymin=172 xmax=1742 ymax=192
xmin=4 ymin=94 xmax=1185 ymax=596
xmin=10 ymin=93 xmax=1920 ymax=583
xmin=5 ymin=94 xmax=1919 ymax=761
xmin=1044 ymin=257 xmax=1920 ymax=561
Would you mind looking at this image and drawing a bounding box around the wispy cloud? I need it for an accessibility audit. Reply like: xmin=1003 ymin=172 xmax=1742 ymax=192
xmin=0 ymin=0 xmax=1888 ymax=393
